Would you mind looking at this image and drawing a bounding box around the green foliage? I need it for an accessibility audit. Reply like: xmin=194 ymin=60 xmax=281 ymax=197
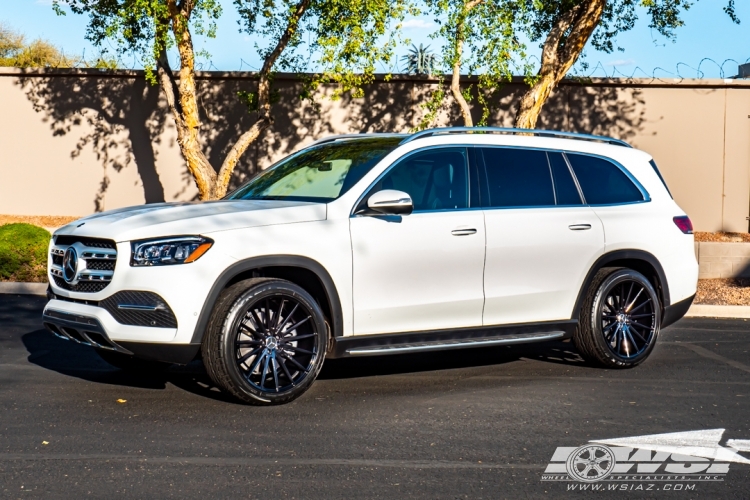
xmin=519 ymin=0 xmax=740 ymax=56
xmin=414 ymin=0 xmax=530 ymax=126
xmin=0 ymin=224 xmax=51 ymax=283
xmin=402 ymin=43 xmax=437 ymax=75
xmin=54 ymin=0 xmax=222 ymax=82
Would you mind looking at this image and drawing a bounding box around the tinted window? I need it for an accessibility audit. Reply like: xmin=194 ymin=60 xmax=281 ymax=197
xmin=481 ymin=148 xmax=555 ymax=208
xmin=566 ymin=153 xmax=644 ymax=205
xmin=548 ymin=153 xmax=582 ymax=205
xmin=372 ymin=148 xmax=468 ymax=211
xmin=227 ymin=137 xmax=401 ymax=202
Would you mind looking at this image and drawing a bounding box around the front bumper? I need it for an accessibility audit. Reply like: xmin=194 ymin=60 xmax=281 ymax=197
xmin=42 ymin=306 xmax=200 ymax=364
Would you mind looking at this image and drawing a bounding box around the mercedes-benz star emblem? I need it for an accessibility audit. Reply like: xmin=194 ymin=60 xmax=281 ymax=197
xmin=62 ymin=247 xmax=79 ymax=284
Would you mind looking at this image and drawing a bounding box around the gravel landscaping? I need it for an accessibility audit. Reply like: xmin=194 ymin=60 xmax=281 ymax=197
xmin=696 ymin=278 xmax=750 ymax=306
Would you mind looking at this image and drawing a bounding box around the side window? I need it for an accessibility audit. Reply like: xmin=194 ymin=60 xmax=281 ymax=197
xmin=566 ymin=153 xmax=644 ymax=205
xmin=548 ymin=152 xmax=583 ymax=205
xmin=373 ymin=148 xmax=469 ymax=211
xmin=481 ymin=148 xmax=555 ymax=208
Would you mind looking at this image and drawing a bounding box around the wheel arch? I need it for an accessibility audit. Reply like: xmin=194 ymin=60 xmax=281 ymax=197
xmin=190 ymin=255 xmax=344 ymax=344
xmin=571 ymin=250 xmax=670 ymax=321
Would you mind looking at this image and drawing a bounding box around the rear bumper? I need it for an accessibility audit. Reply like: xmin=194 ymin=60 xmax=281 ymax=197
xmin=662 ymin=293 xmax=695 ymax=329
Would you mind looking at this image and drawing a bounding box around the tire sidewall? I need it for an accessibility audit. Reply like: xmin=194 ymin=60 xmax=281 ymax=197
xmin=588 ymin=269 xmax=661 ymax=368
xmin=219 ymin=281 xmax=327 ymax=404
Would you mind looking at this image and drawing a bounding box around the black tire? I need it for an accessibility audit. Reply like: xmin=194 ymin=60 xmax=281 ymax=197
xmin=96 ymin=349 xmax=172 ymax=372
xmin=201 ymin=278 xmax=327 ymax=405
xmin=573 ymin=268 xmax=661 ymax=368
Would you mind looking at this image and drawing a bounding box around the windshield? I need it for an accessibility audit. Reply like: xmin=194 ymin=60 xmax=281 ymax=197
xmin=226 ymin=137 xmax=403 ymax=203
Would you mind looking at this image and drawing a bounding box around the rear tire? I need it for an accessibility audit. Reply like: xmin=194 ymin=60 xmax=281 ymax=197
xmin=573 ymin=268 xmax=661 ymax=368
xmin=202 ymin=278 xmax=327 ymax=405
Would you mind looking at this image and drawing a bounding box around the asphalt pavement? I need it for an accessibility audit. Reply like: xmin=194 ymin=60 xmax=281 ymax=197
xmin=2 ymin=294 xmax=750 ymax=499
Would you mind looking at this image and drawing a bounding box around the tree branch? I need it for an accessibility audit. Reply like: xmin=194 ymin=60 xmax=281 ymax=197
xmin=215 ymin=0 xmax=312 ymax=198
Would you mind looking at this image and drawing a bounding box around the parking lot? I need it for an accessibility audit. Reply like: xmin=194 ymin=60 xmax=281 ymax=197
xmin=2 ymin=293 xmax=750 ymax=498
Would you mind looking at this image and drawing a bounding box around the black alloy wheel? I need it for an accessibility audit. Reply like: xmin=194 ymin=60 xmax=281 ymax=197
xmin=574 ymin=268 xmax=661 ymax=368
xmin=202 ymin=278 xmax=328 ymax=405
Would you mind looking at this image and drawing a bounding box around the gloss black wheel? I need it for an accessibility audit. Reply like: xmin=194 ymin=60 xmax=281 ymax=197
xmin=202 ymin=278 xmax=327 ymax=405
xmin=574 ymin=268 xmax=661 ymax=368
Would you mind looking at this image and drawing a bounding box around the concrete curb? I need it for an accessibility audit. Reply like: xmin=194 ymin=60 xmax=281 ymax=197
xmin=685 ymin=304 xmax=750 ymax=319
xmin=0 ymin=282 xmax=48 ymax=296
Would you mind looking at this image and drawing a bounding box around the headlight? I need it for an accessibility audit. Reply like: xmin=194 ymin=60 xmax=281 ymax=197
xmin=131 ymin=237 xmax=213 ymax=266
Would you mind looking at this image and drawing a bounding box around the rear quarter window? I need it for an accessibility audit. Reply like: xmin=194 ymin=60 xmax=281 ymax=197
xmin=566 ymin=153 xmax=644 ymax=205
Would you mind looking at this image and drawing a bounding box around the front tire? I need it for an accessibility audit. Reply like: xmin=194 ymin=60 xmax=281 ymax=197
xmin=202 ymin=278 xmax=327 ymax=405
xmin=573 ymin=268 xmax=661 ymax=368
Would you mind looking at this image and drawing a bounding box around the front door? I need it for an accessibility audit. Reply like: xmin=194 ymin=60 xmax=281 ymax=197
xmin=350 ymin=147 xmax=486 ymax=335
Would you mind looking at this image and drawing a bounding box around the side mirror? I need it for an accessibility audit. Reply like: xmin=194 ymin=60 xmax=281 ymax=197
xmin=367 ymin=189 xmax=413 ymax=215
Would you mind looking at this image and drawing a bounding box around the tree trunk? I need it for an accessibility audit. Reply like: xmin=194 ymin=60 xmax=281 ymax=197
xmin=158 ymin=0 xmax=311 ymax=201
xmin=514 ymin=0 xmax=606 ymax=129
xmin=163 ymin=0 xmax=217 ymax=200
xmin=449 ymin=0 xmax=483 ymax=127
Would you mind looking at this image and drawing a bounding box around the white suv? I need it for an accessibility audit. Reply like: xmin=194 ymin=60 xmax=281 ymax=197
xmin=43 ymin=127 xmax=698 ymax=405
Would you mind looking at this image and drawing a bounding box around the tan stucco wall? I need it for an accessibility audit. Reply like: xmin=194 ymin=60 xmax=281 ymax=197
xmin=0 ymin=68 xmax=748 ymax=232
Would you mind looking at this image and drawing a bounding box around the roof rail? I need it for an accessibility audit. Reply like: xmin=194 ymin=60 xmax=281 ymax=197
xmin=308 ymin=133 xmax=407 ymax=147
xmin=400 ymin=127 xmax=632 ymax=148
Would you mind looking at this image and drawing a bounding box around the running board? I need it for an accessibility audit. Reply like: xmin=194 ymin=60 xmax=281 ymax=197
xmin=345 ymin=331 xmax=566 ymax=356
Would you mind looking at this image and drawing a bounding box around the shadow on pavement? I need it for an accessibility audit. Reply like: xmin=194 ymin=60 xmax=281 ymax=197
xmin=23 ymin=325 xmax=587 ymax=397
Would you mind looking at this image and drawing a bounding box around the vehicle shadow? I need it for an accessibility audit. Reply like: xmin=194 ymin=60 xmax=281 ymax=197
xmin=319 ymin=340 xmax=586 ymax=380
xmin=23 ymin=326 xmax=588 ymax=402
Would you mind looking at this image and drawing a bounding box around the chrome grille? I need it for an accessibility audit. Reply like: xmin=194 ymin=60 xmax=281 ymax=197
xmin=50 ymin=236 xmax=118 ymax=293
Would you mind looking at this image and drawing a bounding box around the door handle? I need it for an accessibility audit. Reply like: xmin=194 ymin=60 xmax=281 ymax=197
xmin=451 ymin=228 xmax=477 ymax=236
xmin=568 ymin=224 xmax=592 ymax=231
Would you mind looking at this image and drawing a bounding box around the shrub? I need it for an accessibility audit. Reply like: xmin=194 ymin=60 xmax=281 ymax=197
xmin=0 ymin=223 xmax=51 ymax=282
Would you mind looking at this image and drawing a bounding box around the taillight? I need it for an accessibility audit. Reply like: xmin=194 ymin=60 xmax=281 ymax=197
xmin=673 ymin=216 xmax=693 ymax=234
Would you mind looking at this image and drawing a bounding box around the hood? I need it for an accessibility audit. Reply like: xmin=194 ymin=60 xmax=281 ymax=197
xmin=54 ymin=200 xmax=327 ymax=242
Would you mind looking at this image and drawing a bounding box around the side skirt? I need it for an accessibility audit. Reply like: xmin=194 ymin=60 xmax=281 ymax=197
xmin=327 ymin=320 xmax=577 ymax=358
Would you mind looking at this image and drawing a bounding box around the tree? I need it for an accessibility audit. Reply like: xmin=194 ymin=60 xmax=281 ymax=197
xmin=402 ymin=43 xmax=437 ymax=75
xmin=514 ymin=0 xmax=741 ymax=129
xmin=54 ymin=0 xmax=408 ymax=200
xmin=415 ymin=0 xmax=526 ymax=129
xmin=0 ymin=23 xmax=78 ymax=68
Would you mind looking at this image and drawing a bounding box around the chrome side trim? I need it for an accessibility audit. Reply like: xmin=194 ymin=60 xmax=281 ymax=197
xmin=117 ymin=304 xmax=163 ymax=312
xmin=346 ymin=331 xmax=565 ymax=356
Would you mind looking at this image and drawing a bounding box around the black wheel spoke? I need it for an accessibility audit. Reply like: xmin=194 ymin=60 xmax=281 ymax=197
xmin=628 ymin=327 xmax=647 ymax=344
xmin=240 ymin=322 xmax=262 ymax=337
xmin=281 ymin=333 xmax=316 ymax=342
xmin=285 ymin=345 xmax=313 ymax=355
xmin=279 ymin=351 xmax=308 ymax=372
xmin=271 ymin=354 xmax=280 ymax=392
xmin=279 ymin=356 xmax=295 ymax=386
xmin=630 ymin=320 xmax=653 ymax=330
xmin=629 ymin=313 xmax=654 ymax=319
xmin=246 ymin=349 xmax=267 ymax=375
xmin=627 ymin=298 xmax=650 ymax=315
xmin=260 ymin=352 xmax=271 ymax=390
xmin=277 ymin=303 xmax=299 ymax=332
xmin=282 ymin=316 xmax=311 ymax=334
xmin=235 ymin=340 xmax=262 ymax=346
xmin=238 ymin=346 xmax=263 ymax=366
xmin=274 ymin=299 xmax=286 ymax=330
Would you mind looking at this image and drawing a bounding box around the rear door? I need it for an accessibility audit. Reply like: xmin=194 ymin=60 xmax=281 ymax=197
xmin=480 ymin=148 xmax=605 ymax=325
